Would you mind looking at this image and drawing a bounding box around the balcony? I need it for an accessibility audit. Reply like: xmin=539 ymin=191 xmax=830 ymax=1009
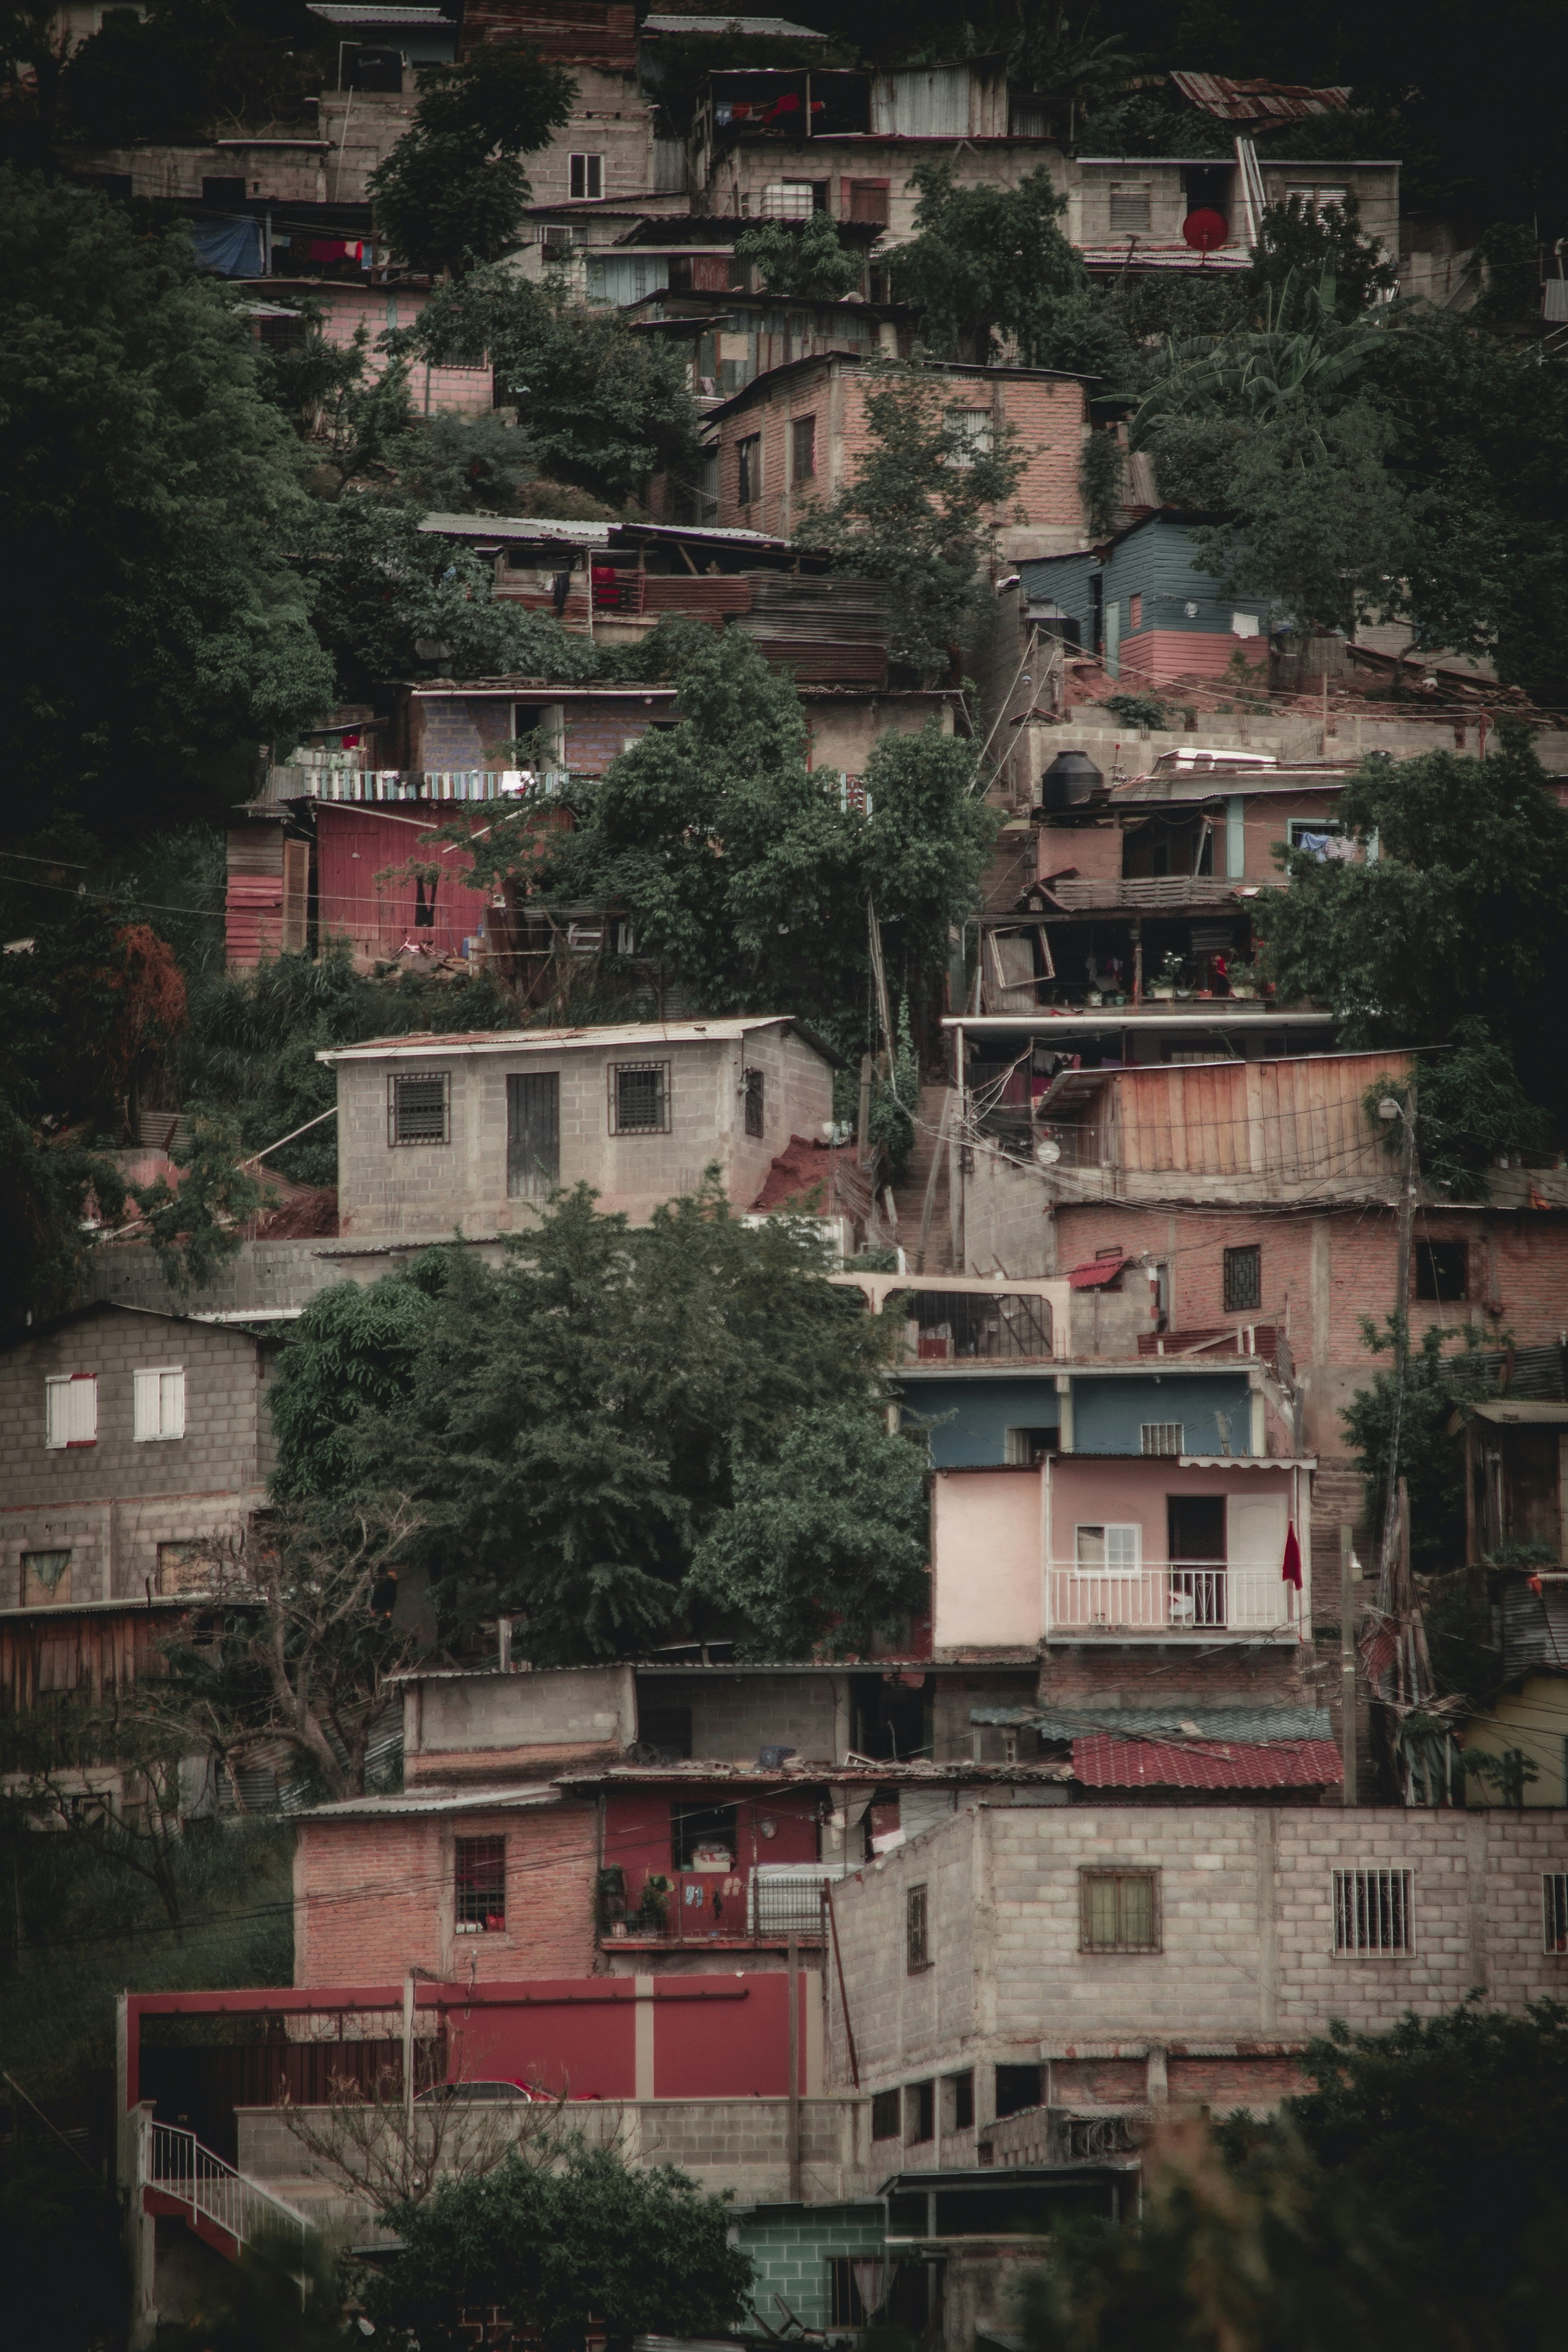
xmin=600 ymin=1863 xmax=857 ymax=1948
xmin=1044 ymin=877 xmax=1253 ymax=913
xmin=1046 ymin=1561 xmax=1300 ymax=1640
xmin=265 ymin=766 xmax=573 ymax=805
xmin=898 ymin=1290 xmax=1053 ymax=1363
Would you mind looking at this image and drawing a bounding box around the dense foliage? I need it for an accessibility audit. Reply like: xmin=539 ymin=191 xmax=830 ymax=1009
xmin=0 ymin=169 xmax=331 ymax=839
xmin=1024 ymin=1999 xmax=1568 ymax=2352
xmin=735 ymin=209 xmax=864 ymax=300
xmin=266 ymin=1184 xmax=928 ymax=1662
xmin=367 ymin=42 xmax=576 ymax=279
xmin=360 ymin=2142 xmax=755 ymax=2352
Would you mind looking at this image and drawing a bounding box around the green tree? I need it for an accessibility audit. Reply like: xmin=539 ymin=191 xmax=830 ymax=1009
xmin=57 ymin=0 xmax=326 ymax=149
xmin=1247 ymin=193 xmax=1400 ymax=318
xmin=0 ymin=169 xmax=333 ymax=840
xmin=1022 ymin=2000 xmax=1568 ymax=2352
xmin=1258 ymin=727 xmax=1568 ymax=1125
xmin=268 ymin=1267 xmax=441 ymax=1499
xmin=505 ymin=625 xmax=994 ymax=1021
xmin=154 ymin=2219 xmax=347 ymax=2352
xmin=281 ymin=1183 xmax=904 ymax=1663
xmin=368 ymin=42 xmax=576 ymax=279
xmin=361 ymin=2142 xmax=754 ymax=2352
xmin=1194 ymin=398 xmax=1408 ymax=635
xmin=688 ymin=1404 xmax=929 ymax=1658
xmin=1341 ymin=1317 xmax=1491 ymax=1575
xmin=736 ymin=209 xmax=862 ymax=299
xmin=802 ymin=360 xmax=1024 ymax=681
xmin=397 ymin=268 xmax=700 ymax=508
xmin=889 ymin=161 xmax=1088 ymax=365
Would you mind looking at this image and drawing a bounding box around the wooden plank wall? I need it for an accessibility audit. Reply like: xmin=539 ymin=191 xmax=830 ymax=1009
xmin=0 ymin=1611 xmax=174 ymax=1715
xmin=1095 ymin=1051 xmax=1409 ymax=1179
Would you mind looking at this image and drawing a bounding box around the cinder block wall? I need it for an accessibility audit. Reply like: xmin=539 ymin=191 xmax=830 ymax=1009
xmin=827 ymin=1803 xmax=1568 ymax=2111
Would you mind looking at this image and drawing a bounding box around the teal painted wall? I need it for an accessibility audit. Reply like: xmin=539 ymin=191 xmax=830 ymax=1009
xmin=1101 ymin=518 xmax=1270 ymax=641
xmin=737 ymin=2202 xmax=888 ymax=2332
xmin=899 ymin=1370 xmax=1253 ymax=1462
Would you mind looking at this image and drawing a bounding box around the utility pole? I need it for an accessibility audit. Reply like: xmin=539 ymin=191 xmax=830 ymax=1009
xmin=786 ymin=1935 xmax=802 ymax=2202
xmin=1377 ymin=1089 xmax=1418 ymax=1606
xmin=1339 ymin=1524 xmax=1358 ymax=1806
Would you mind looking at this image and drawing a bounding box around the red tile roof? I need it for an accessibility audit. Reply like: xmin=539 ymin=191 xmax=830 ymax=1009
xmin=1067 ymin=1254 xmax=1129 ymax=1290
xmin=1072 ymin=1735 xmax=1342 ymax=1790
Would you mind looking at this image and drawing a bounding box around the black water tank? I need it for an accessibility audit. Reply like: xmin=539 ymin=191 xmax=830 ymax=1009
xmin=1038 ymin=749 xmax=1104 ymax=813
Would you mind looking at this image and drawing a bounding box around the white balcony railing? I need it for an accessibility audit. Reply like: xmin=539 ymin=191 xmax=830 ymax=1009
xmin=143 ymin=2118 xmax=310 ymax=2255
xmin=1046 ymin=1561 xmax=1299 ymax=1637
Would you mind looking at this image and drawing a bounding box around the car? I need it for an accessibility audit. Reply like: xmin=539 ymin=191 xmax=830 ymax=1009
xmin=414 ymin=2079 xmax=538 ymax=2103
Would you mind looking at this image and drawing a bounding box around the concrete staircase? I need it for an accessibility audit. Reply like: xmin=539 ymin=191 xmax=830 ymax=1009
xmin=894 ymin=1086 xmax=956 ymax=1272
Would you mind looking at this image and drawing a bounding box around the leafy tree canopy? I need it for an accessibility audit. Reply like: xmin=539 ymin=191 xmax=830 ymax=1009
xmin=1024 ymin=1998 xmax=1568 ymax=2352
xmin=361 ymin=2142 xmax=755 ymax=2352
xmin=55 ymin=0 xmax=327 ymax=149
xmin=368 ymin=42 xmax=576 ymax=279
xmin=1247 ymin=193 xmax=1399 ymax=318
xmin=889 ymin=161 xmax=1089 ymax=365
xmin=396 ymin=269 xmax=700 ymax=508
xmin=1258 ymin=726 xmax=1568 ymax=1142
xmin=0 ymin=169 xmax=332 ymax=839
xmin=736 ymin=208 xmax=863 ymax=300
xmin=270 ymin=1183 xmax=926 ymax=1663
xmin=801 ymin=359 xmax=1024 ymax=681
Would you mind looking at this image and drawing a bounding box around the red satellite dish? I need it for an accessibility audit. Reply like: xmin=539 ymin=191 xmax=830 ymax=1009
xmin=1183 ymin=207 xmax=1230 ymax=251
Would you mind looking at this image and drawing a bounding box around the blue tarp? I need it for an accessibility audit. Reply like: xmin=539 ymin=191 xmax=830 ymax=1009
xmin=189 ymin=215 xmax=264 ymax=277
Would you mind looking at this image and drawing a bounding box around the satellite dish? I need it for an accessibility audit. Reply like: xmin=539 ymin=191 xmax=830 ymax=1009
xmin=1034 ymin=1138 xmax=1062 ymax=1166
xmin=1183 ymin=207 xmax=1230 ymax=252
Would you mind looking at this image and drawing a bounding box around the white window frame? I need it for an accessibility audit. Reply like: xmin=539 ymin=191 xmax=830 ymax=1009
xmin=1140 ymin=1422 xmax=1183 ymax=1456
xmin=134 ymin=1366 xmax=186 ymax=1443
xmin=1545 ymin=1872 xmax=1568 ymax=1955
xmin=569 ymin=153 xmax=604 ymax=201
xmin=1075 ymin=1523 xmax=1141 ymax=1574
xmin=1333 ymin=1866 xmax=1413 ymax=1956
xmin=760 ymin=180 xmax=815 ymax=220
xmin=44 ymin=1373 xmax=97 ymax=1450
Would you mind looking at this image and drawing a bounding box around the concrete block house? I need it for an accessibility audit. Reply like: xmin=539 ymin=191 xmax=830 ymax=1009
xmin=321 ymin=1015 xmax=838 ymax=1236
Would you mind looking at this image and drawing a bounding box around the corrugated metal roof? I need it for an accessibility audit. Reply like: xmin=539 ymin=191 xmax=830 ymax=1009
xmin=1470 ymin=1402 xmax=1568 ymax=1426
xmin=644 ymin=12 xmax=828 ymax=33
xmin=318 ymin=1017 xmax=799 ymax=1064
xmin=1170 ymin=71 xmax=1352 ymax=123
xmin=1073 ymin=1734 xmax=1341 ymax=1788
xmin=1066 ymin=1254 xmax=1128 ymax=1289
xmin=556 ymin=1759 xmax=1073 ymax=1785
xmin=974 ymin=1705 xmax=1333 ymax=1741
xmin=297 ymin=1783 xmax=560 ymax=1820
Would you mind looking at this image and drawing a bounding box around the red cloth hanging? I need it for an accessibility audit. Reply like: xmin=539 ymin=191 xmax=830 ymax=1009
xmin=1282 ymin=1522 xmax=1303 ymax=1589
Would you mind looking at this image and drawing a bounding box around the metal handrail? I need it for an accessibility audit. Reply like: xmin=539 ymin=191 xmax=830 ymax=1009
xmin=144 ymin=2118 xmax=311 ymax=2253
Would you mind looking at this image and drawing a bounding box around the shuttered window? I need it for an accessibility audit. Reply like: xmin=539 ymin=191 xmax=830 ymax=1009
xmin=134 ymin=1367 xmax=186 ymax=1442
xmin=1109 ymin=183 xmax=1151 ymax=231
xmin=44 ymin=1374 xmax=96 ymax=1450
xmin=388 ymin=1070 xmax=449 ymax=1145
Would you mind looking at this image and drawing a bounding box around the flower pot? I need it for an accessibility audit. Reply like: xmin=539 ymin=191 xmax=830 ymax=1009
xmin=1152 ymin=986 xmax=1176 ymax=1001
xmin=1230 ymin=984 xmax=1258 ymax=1000
xmin=1086 ymin=990 xmax=1103 ymax=1006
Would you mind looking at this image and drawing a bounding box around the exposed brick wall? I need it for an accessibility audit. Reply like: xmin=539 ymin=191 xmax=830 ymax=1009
xmin=293 ymin=1801 xmax=599 ymax=1987
xmin=709 ymin=359 xmax=1089 ymax=545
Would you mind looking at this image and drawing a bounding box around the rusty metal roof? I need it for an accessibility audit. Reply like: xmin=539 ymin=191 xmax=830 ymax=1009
xmin=1170 ymin=71 xmax=1352 ymax=123
xmin=1073 ymin=1734 xmax=1341 ymax=1788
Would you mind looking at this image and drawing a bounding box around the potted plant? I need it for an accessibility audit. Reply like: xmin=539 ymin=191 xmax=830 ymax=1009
xmin=1150 ymin=950 xmax=1183 ymax=1001
xmin=1228 ymin=961 xmax=1260 ymax=1000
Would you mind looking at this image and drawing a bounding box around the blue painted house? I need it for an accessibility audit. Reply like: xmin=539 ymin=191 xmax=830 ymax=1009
xmin=899 ymin=1362 xmax=1262 ymax=1468
xmin=1023 ymin=511 xmax=1273 ymax=685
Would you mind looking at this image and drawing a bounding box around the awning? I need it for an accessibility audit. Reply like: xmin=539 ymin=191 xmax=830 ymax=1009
xmin=1072 ymin=1735 xmax=1342 ymax=1790
xmin=1067 ymin=1255 xmax=1128 ymax=1290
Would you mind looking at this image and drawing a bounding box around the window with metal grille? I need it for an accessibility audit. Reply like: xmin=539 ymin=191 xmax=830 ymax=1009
xmin=791 ymin=415 xmax=816 ymax=481
xmin=737 ymin=433 xmax=761 ymax=505
xmin=908 ymin=1290 xmax=1052 ymax=1361
xmin=1223 ymin=1243 xmax=1261 ymax=1312
xmin=21 ymin=1550 xmax=72 ymax=1606
xmin=1109 ymin=182 xmax=1151 ymax=231
xmin=454 ymin=1837 xmax=506 ymax=1932
xmin=1545 ymin=1874 xmax=1568 ymax=1954
xmin=906 ymin=1883 xmax=930 ymax=1971
xmin=871 ymin=2088 xmax=901 ymax=2140
xmin=134 ymin=1366 xmax=185 ymax=1442
xmin=743 ymin=1067 xmax=765 ymax=1139
xmin=1333 ymin=1867 xmax=1412 ymax=1955
xmin=388 ymin=1070 xmax=449 ymax=1146
xmin=1140 ymin=1422 xmax=1183 ymax=1456
xmin=569 ymin=153 xmax=603 ymax=200
xmin=507 ymin=1071 xmax=560 ymax=1198
xmin=1081 ymin=1869 xmax=1160 ymax=1952
xmin=44 ymin=1373 xmax=96 ymax=1450
xmin=609 ymin=1060 xmax=670 ymax=1134
xmin=905 ymin=2078 xmax=935 ymax=2142
xmin=1415 ymin=1240 xmax=1467 ymax=1301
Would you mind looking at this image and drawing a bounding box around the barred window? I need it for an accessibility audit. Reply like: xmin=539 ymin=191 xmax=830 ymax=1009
xmin=871 ymin=2088 xmax=901 ymax=2140
xmin=1140 ymin=1422 xmax=1183 ymax=1456
xmin=906 ymin=1883 xmax=930 ymax=1972
xmin=1081 ymin=1869 xmax=1160 ymax=1953
xmin=609 ymin=1060 xmax=670 ymax=1135
xmin=1223 ymin=1242 xmax=1261 ymax=1312
xmin=744 ymin=1067 xmax=765 ymax=1139
xmin=388 ymin=1070 xmax=449 ymax=1146
xmin=455 ymin=1836 xmax=506 ymax=1933
xmin=1333 ymin=1867 xmax=1412 ymax=1955
xmin=1544 ymin=1873 xmax=1568 ymax=1955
